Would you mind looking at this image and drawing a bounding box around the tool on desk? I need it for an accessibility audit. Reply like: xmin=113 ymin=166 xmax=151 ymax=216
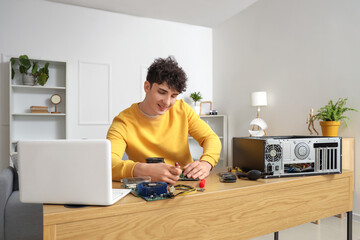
xmin=228 ymin=167 xmax=242 ymax=173
xmin=236 ymin=170 xmax=266 ymax=181
xmin=220 ymin=173 xmax=237 ymax=183
xmin=199 ymin=179 xmax=205 ymax=188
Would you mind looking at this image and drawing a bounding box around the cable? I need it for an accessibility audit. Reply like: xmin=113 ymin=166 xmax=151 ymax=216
xmin=173 ymin=184 xmax=197 ymax=196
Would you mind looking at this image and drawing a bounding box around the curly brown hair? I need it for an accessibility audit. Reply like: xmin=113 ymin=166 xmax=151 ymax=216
xmin=146 ymin=56 xmax=187 ymax=93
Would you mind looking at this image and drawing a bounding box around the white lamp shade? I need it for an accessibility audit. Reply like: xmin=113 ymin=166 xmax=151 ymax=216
xmin=251 ymin=91 xmax=267 ymax=107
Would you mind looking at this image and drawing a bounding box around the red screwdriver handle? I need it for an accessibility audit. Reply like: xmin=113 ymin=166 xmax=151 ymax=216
xmin=199 ymin=179 xmax=205 ymax=188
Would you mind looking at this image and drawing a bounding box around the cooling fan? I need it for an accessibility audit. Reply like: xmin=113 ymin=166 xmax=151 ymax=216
xmin=294 ymin=142 xmax=310 ymax=160
xmin=265 ymin=144 xmax=282 ymax=162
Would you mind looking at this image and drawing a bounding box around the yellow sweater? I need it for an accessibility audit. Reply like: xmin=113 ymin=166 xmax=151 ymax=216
xmin=106 ymin=100 xmax=221 ymax=181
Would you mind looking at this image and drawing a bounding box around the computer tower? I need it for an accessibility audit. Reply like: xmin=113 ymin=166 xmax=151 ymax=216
xmin=233 ymin=136 xmax=342 ymax=178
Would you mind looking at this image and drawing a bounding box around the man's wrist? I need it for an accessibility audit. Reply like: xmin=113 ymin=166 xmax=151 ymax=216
xmin=133 ymin=162 xmax=146 ymax=177
xmin=200 ymin=160 xmax=213 ymax=171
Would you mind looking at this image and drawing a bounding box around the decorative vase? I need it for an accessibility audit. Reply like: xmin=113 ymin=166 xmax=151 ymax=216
xmin=194 ymin=105 xmax=200 ymax=115
xmin=320 ymin=121 xmax=341 ymax=137
xmin=22 ymin=73 xmax=35 ymax=86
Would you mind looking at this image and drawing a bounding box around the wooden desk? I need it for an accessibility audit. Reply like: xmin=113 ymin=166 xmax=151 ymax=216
xmin=43 ymin=170 xmax=353 ymax=240
xmin=342 ymin=138 xmax=355 ymax=172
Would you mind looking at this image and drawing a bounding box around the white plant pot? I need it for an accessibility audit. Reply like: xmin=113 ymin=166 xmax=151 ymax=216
xmin=193 ymin=105 xmax=200 ymax=115
xmin=22 ymin=73 xmax=35 ymax=86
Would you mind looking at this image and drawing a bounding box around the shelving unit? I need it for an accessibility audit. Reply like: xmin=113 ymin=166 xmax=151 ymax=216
xmin=9 ymin=57 xmax=67 ymax=155
xmin=188 ymin=115 xmax=228 ymax=168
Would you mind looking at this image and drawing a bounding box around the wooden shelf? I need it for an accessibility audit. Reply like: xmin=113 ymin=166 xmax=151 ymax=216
xmin=12 ymin=85 xmax=66 ymax=90
xmin=12 ymin=113 xmax=66 ymax=116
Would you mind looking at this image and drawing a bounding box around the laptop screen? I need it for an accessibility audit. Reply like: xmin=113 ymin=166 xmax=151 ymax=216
xmin=18 ymin=139 xmax=114 ymax=205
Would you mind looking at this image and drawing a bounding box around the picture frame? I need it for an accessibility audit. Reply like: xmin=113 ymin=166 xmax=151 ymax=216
xmin=200 ymin=101 xmax=213 ymax=115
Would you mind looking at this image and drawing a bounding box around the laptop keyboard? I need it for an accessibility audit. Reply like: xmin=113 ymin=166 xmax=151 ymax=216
xmin=112 ymin=189 xmax=130 ymax=202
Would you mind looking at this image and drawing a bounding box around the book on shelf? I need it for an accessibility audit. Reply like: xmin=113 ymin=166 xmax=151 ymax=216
xmin=31 ymin=110 xmax=49 ymax=113
xmin=30 ymin=106 xmax=48 ymax=110
xmin=30 ymin=106 xmax=49 ymax=113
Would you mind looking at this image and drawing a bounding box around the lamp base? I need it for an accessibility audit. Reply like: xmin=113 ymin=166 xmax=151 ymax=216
xmin=249 ymin=118 xmax=268 ymax=137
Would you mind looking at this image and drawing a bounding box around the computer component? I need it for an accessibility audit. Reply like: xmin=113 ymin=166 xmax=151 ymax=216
xmin=134 ymin=182 xmax=198 ymax=201
xmin=220 ymin=173 xmax=237 ymax=183
xmin=233 ymin=136 xmax=342 ymax=178
xmin=122 ymin=177 xmax=151 ymax=189
xmin=179 ymin=173 xmax=199 ymax=181
xmin=136 ymin=182 xmax=171 ymax=201
xmin=145 ymin=157 xmax=165 ymax=163
xmin=137 ymin=182 xmax=168 ymax=197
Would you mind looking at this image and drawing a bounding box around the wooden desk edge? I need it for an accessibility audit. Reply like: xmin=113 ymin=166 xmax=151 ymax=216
xmin=43 ymin=170 xmax=354 ymax=226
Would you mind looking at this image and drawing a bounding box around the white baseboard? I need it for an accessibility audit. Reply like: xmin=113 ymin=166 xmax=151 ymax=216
xmin=353 ymin=212 xmax=360 ymax=222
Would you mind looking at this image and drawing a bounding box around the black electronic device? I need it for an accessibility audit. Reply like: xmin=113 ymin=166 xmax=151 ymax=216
xmin=233 ymin=136 xmax=342 ymax=178
xmin=236 ymin=170 xmax=265 ymax=180
xmin=146 ymin=157 xmax=165 ymax=163
xmin=220 ymin=173 xmax=237 ymax=183
xmin=209 ymin=110 xmax=218 ymax=115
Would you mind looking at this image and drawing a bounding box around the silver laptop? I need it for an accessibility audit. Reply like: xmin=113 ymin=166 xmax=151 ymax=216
xmin=18 ymin=139 xmax=130 ymax=206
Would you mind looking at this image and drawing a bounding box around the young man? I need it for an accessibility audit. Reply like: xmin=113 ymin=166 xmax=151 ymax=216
xmin=107 ymin=57 xmax=221 ymax=185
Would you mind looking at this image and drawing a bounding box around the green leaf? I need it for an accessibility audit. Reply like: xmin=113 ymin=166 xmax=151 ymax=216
xmin=190 ymin=92 xmax=202 ymax=103
xmin=19 ymin=55 xmax=31 ymax=70
xmin=312 ymin=98 xmax=358 ymax=127
xmin=44 ymin=62 xmax=49 ymax=74
xmin=32 ymin=62 xmax=38 ymax=75
xmin=10 ymin=58 xmax=16 ymax=79
xmin=19 ymin=65 xmax=26 ymax=74
xmin=37 ymin=72 xmax=48 ymax=86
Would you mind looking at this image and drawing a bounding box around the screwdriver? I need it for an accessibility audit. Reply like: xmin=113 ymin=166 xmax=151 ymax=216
xmin=199 ymin=179 xmax=205 ymax=188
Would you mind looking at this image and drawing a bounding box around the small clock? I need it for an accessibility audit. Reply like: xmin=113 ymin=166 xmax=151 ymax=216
xmin=50 ymin=94 xmax=62 ymax=114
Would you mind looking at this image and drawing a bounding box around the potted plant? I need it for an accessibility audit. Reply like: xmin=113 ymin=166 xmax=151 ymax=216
xmin=311 ymin=98 xmax=358 ymax=136
xmin=190 ymin=91 xmax=202 ymax=114
xmin=10 ymin=55 xmax=50 ymax=86
xmin=35 ymin=62 xmax=50 ymax=86
xmin=11 ymin=55 xmax=36 ymax=85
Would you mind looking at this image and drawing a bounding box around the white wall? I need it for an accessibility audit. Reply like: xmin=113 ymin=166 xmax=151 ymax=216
xmin=0 ymin=0 xmax=212 ymax=170
xmin=213 ymin=0 xmax=360 ymax=215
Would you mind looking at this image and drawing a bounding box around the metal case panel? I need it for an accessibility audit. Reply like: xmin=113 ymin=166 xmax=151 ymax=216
xmin=233 ymin=136 xmax=342 ymax=178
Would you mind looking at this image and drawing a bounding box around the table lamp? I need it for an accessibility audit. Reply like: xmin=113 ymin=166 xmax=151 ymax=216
xmin=249 ymin=91 xmax=268 ymax=137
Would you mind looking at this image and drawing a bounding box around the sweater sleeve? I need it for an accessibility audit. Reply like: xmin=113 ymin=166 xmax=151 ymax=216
xmin=186 ymin=102 xmax=222 ymax=168
xmin=106 ymin=117 xmax=137 ymax=181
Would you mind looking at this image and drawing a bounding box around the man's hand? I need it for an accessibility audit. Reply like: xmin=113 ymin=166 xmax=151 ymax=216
xmin=182 ymin=161 xmax=212 ymax=180
xmin=133 ymin=163 xmax=182 ymax=185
